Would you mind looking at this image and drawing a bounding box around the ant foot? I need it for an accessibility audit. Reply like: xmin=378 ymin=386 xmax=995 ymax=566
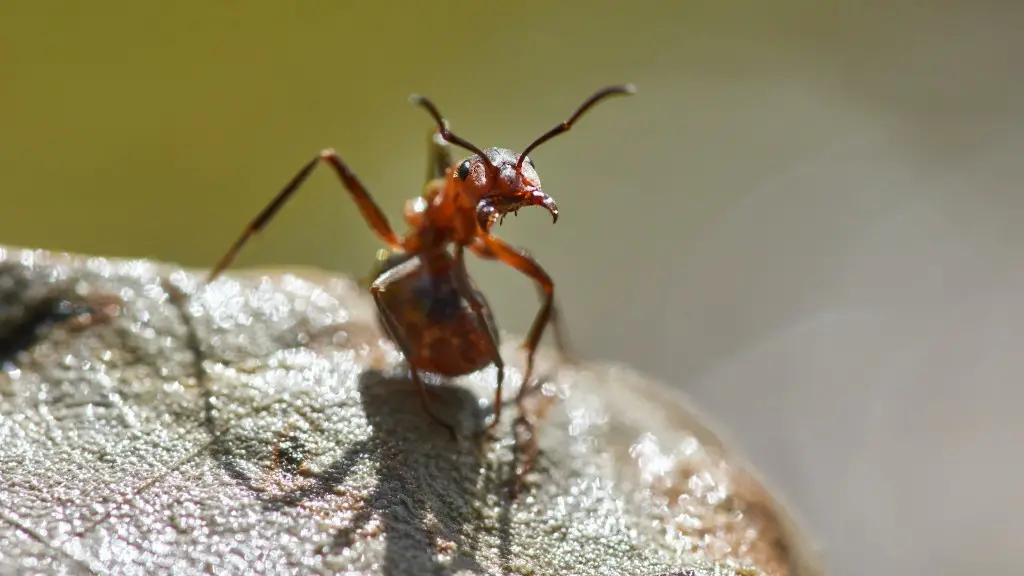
xmin=509 ymin=414 xmax=540 ymax=498
xmin=426 ymin=410 xmax=458 ymax=440
xmin=415 ymin=384 xmax=459 ymax=440
xmin=423 ymin=384 xmax=445 ymax=402
xmin=486 ymin=410 xmax=503 ymax=431
xmin=473 ymin=421 xmax=500 ymax=442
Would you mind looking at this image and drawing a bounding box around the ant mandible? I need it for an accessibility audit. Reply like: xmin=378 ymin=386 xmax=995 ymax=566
xmin=205 ymin=84 xmax=635 ymax=437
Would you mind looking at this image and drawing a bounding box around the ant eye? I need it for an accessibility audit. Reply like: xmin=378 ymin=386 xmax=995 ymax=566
xmin=526 ymin=156 xmax=535 ymax=168
xmin=456 ymin=160 xmax=471 ymax=181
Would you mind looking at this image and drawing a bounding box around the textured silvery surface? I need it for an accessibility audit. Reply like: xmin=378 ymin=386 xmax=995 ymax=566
xmin=0 ymin=246 xmax=822 ymax=575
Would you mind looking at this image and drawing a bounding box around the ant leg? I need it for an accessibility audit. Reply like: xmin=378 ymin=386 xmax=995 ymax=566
xmin=370 ymin=258 xmax=457 ymax=439
xmin=451 ymin=245 xmax=505 ymax=430
xmin=425 ymin=129 xmax=453 ymax=183
xmin=470 ymin=240 xmax=574 ymax=365
xmin=208 ymin=149 xmax=401 ymax=283
xmin=508 ymin=371 xmax=560 ymax=499
xmin=534 ymin=274 xmax=574 ymax=364
xmin=469 ymin=237 xmax=554 ymax=408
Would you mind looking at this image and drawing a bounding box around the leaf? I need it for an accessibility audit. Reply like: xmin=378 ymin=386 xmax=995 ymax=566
xmin=0 ymin=246 xmax=820 ymax=576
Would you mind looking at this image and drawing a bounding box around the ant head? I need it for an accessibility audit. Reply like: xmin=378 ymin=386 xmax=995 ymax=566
xmin=410 ymin=84 xmax=635 ymax=233
xmin=451 ymin=147 xmax=553 ymax=232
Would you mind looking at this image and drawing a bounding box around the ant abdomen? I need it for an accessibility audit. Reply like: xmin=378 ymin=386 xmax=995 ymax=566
xmin=370 ymin=250 xmax=500 ymax=378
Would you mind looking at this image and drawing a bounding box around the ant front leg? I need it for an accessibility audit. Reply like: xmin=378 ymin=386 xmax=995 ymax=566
xmin=470 ymin=237 xmax=556 ymax=408
xmin=370 ymin=258 xmax=457 ymax=439
xmin=471 ymin=240 xmax=575 ymax=364
xmin=451 ymin=245 xmax=506 ymax=430
xmin=208 ymin=149 xmax=401 ymax=283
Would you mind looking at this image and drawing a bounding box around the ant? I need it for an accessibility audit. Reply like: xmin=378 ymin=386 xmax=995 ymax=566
xmin=205 ymin=84 xmax=635 ymax=437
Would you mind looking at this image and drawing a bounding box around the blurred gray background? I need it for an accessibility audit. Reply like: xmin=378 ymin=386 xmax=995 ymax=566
xmin=2 ymin=2 xmax=1022 ymax=574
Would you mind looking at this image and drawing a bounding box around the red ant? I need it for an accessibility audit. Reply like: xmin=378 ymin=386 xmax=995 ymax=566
xmin=206 ymin=84 xmax=635 ymax=437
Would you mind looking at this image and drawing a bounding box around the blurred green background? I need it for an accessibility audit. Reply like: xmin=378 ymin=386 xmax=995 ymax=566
xmin=0 ymin=1 xmax=875 ymax=340
xmin=3 ymin=2 xmax=1023 ymax=574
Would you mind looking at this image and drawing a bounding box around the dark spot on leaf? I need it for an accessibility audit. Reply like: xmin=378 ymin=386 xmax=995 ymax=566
xmin=0 ymin=296 xmax=101 ymax=365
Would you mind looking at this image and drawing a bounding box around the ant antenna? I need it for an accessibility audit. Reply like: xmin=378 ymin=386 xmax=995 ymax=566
xmin=516 ymin=84 xmax=636 ymax=172
xmin=410 ymin=94 xmax=495 ymax=169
